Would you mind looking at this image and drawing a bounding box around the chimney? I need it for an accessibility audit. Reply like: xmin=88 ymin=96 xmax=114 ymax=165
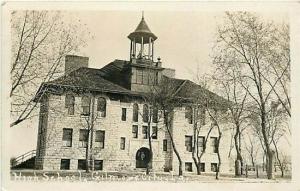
xmin=162 ymin=68 xmax=175 ymax=78
xmin=65 ymin=55 xmax=89 ymax=75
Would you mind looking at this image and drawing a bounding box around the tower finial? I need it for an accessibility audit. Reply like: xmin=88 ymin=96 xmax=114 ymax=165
xmin=142 ymin=11 xmax=144 ymax=19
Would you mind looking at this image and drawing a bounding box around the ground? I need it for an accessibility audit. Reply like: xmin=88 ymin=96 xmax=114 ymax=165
xmin=11 ymin=170 xmax=291 ymax=183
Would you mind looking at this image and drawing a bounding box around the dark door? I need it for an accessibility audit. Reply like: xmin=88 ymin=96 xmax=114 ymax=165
xmin=136 ymin=147 xmax=151 ymax=168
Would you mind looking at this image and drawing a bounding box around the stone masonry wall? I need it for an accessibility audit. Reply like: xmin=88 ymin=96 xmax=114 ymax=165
xmin=36 ymin=93 xmax=232 ymax=173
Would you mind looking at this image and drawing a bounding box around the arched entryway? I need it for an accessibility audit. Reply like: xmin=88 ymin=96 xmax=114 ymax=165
xmin=136 ymin=147 xmax=151 ymax=168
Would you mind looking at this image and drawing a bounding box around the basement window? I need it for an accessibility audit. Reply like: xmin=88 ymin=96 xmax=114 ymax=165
xmin=78 ymin=159 xmax=86 ymax=170
xmin=94 ymin=160 xmax=103 ymax=171
xmin=185 ymin=162 xmax=193 ymax=172
xmin=60 ymin=159 xmax=70 ymax=170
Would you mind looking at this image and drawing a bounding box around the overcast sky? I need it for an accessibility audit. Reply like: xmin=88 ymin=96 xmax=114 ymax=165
xmin=9 ymin=11 xmax=289 ymax=157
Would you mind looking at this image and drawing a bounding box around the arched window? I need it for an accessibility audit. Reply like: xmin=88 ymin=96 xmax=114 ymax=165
xmin=97 ymin=97 xmax=106 ymax=117
xmin=185 ymin=106 xmax=193 ymax=124
xmin=152 ymin=107 xmax=158 ymax=123
xmin=143 ymin=104 xmax=149 ymax=122
xmin=133 ymin=103 xmax=139 ymax=122
xmin=65 ymin=94 xmax=75 ymax=115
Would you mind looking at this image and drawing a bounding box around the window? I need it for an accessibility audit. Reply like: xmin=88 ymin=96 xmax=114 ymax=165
xmin=60 ymin=159 xmax=70 ymax=170
xmin=121 ymin=108 xmax=126 ymax=121
xmin=79 ymin=129 xmax=88 ymax=148
xmin=132 ymin=125 xmax=138 ymax=138
xmin=136 ymin=69 xmax=143 ymax=84
xmin=152 ymin=126 xmax=157 ymax=139
xmin=78 ymin=159 xmax=86 ymax=170
xmin=95 ymin=130 xmax=105 ymax=148
xmin=149 ymin=71 xmax=155 ymax=85
xmin=142 ymin=70 xmax=149 ymax=84
xmin=185 ymin=106 xmax=193 ymax=124
xmin=211 ymin=163 xmax=218 ymax=172
xmin=120 ymin=137 xmax=126 ymax=150
xmin=152 ymin=107 xmax=158 ymax=123
xmin=62 ymin=128 xmax=73 ymax=147
xmin=185 ymin=136 xmax=192 ymax=152
xmin=200 ymin=108 xmax=206 ymax=125
xmin=142 ymin=126 xmax=148 ymax=139
xmin=97 ymin=97 xmax=106 ymax=117
xmin=155 ymin=72 xmax=159 ymax=85
xmin=200 ymin=163 xmax=205 ymax=172
xmin=94 ymin=160 xmax=103 ymax=171
xmin=210 ymin=137 xmax=218 ymax=153
xmin=143 ymin=104 xmax=149 ymax=122
xmin=185 ymin=162 xmax=193 ymax=172
xmin=198 ymin=136 xmax=205 ymax=152
xmin=65 ymin=94 xmax=75 ymax=115
xmin=133 ymin=103 xmax=139 ymax=122
xmin=82 ymin=96 xmax=91 ymax=116
xmin=163 ymin=139 xmax=167 ymax=151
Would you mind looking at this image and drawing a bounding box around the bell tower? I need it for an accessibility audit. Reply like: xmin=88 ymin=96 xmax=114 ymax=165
xmin=126 ymin=13 xmax=163 ymax=92
xmin=128 ymin=13 xmax=157 ymax=62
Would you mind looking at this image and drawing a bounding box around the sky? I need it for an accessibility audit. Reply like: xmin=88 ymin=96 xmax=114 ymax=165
xmin=8 ymin=11 xmax=290 ymax=157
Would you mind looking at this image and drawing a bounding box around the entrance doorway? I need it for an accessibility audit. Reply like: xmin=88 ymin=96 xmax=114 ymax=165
xmin=136 ymin=147 xmax=151 ymax=168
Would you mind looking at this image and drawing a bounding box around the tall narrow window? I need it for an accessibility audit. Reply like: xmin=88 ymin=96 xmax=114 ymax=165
xmin=142 ymin=126 xmax=148 ymax=139
xmin=65 ymin=94 xmax=75 ymax=115
xmin=200 ymin=108 xmax=206 ymax=125
xmin=62 ymin=128 xmax=73 ymax=147
xmin=120 ymin=137 xmax=126 ymax=150
xmin=79 ymin=129 xmax=88 ymax=148
xmin=198 ymin=136 xmax=205 ymax=152
xmin=155 ymin=72 xmax=159 ymax=85
xmin=136 ymin=69 xmax=143 ymax=84
xmin=152 ymin=107 xmax=158 ymax=123
xmin=133 ymin=103 xmax=139 ymax=122
xmin=185 ymin=106 xmax=193 ymax=124
xmin=97 ymin=97 xmax=106 ymax=117
xmin=95 ymin=130 xmax=105 ymax=148
xmin=163 ymin=139 xmax=168 ymax=151
xmin=210 ymin=137 xmax=218 ymax=153
xmin=121 ymin=108 xmax=126 ymax=121
xmin=185 ymin=135 xmax=192 ymax=152
xmin=81 ymin=96 xmax=91 ymax=116
xmin=152 ymin=126 xmax=157 ymax=139
xmin=143 ymin=104 xmax=149 ymax=122
xmin=132 ymin=125 xmax=138 ymax=138
xmin=142 ymin=70 xmax=149 ymax=84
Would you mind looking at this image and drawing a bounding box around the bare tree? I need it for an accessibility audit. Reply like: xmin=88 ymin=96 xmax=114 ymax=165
xmin=149 ymin=77 xmax=184 ymax=176
xmin=212 ymin=65 xmax=250 ymax=176
xmin=213 ymin=12 xmax=290 ymax=179
xmin=10 ymin=11 xmax=90 ymax=127
xmin=206 ymin=106 xmax=229 ymax=180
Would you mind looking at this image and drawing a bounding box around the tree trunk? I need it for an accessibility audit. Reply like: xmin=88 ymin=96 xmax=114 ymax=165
xmin=234 ymin=124 xmax=242 ymax=176
xmin=164 ymin=110 xmax=183 ymax=176
xmin=146 ymin=114 xmax=153 ymax=175
xmin=216 ymin=131 xmax=222 ymax=180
